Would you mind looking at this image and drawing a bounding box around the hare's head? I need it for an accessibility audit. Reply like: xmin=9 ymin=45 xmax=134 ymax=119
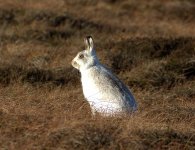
xmin=72 ymin=36 xmax=99 ymax=71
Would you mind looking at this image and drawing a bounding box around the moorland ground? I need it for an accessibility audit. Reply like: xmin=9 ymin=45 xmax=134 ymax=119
xmin=0 ymin=0 xmax=195 ymax=149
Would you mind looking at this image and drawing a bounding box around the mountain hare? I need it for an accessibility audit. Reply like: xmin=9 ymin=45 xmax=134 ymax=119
xmin=72 ymin=36 xmax=137 ymax=116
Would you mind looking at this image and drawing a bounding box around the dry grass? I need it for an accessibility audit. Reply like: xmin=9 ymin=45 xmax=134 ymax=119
xmin=0 ymin=0 xmax=195 ymax=149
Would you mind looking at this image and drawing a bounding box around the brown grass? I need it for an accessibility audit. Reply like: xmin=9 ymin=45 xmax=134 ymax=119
xmin=0 ymin=0 xmax=195 ymax=149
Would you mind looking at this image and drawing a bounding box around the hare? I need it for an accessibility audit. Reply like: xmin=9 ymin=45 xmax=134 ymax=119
xmin=72 ymin=36 xmax=137 ymax=116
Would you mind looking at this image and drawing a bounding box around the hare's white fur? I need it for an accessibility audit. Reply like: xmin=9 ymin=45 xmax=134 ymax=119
xmin=72 ymin=36 xmax=137 ymax=116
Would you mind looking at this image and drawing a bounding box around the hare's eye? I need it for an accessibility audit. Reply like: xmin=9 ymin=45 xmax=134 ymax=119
xmin=79 ymin=54 xmax=84 ymax=59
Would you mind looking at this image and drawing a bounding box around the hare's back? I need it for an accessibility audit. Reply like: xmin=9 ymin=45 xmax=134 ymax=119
xmin=100 ymin=66 xmax=137 ymax=109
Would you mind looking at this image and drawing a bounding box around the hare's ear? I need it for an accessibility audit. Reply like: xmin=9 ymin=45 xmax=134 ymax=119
xmin=84 ymin=36 xmax=94 ymax=52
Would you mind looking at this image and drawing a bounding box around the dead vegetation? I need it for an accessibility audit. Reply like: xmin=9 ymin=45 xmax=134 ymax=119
xmin=0 ymin=0 xmax=195 ymax=149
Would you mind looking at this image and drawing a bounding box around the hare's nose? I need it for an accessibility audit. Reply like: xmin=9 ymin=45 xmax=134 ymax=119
xmin=71 ymin=60 xmax=75 ymax=66
xmin=72 ymin=60 xmax=79 ymax=69
xmin=71 ymin=60 xmax=77 ymax=67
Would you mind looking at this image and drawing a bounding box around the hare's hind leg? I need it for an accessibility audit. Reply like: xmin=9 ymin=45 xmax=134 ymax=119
xmin=91 ymin=106 xmax=97 ymax=116
xmin=88 ymin=101 xmax=96 ymax=116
